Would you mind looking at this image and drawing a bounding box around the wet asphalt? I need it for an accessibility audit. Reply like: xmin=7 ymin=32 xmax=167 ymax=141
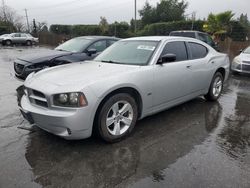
xmin=0 ymin=46 xmax=250 ymax=188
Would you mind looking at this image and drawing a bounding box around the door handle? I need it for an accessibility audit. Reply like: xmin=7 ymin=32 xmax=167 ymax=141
xmin=186 ymin=65 xmax=191 ymax=69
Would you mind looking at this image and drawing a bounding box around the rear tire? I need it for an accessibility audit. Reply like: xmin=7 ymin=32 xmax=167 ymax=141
xmin=205 ymin=72 xmax=223 ymax=101
xmin=26 ymin=40 xmax=32 ymax=46
xmin=97 ymin=93 xmax=138 ymax=143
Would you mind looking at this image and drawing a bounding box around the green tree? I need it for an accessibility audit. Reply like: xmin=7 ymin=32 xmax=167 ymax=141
xmin=99 ymin=16 xmax=109 ymax=35
xmin=238 ymin=13 xmax=249 ymax=28
xmin=204 ymin=11 xmax=235 ymax=35
xmin=139 ymin=1 xmax=156 ymax=26
xmin=139 ymin=0 xmax=188 ymax=27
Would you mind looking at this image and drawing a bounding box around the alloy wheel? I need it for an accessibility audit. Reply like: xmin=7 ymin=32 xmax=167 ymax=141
xmin=106 ymin=101 xmax=133 ymax=136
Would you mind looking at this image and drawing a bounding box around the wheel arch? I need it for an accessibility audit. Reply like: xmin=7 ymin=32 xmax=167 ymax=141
xmin=93 ymin=86 xmax=143 ymax=133
xmin=215 ymin=67 xmax=226 ymax=81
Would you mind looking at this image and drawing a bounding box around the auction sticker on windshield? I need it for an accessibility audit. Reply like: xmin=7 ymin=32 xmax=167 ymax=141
xmin=137 ymin=45 xmax=156 ymax=51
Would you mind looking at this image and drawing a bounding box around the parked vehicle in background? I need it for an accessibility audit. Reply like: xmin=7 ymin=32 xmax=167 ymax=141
xmin=2 ymin=33 xmax=39 ymax=46
xmin=19 ymin=36 xmax=230 ymax=142
xmin=0 ymin=34 xmax=9 ymax=43
xmin=231 ymin=46 xmax=250 ymax=74
xmin=14 ymin=36 xmax=119 ymax=80
xmin=169 ymin=30 xmax=219 ymax=50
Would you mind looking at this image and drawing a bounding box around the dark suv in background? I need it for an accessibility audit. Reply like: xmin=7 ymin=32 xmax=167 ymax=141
xmin=169 ymin=30 xmax=219 ymax=50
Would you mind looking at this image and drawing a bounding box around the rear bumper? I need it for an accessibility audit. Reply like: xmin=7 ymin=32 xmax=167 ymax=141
xmin=20 ymin=94 xmax=94 ymax=140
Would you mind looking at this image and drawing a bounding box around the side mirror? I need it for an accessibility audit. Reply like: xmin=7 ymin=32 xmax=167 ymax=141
xmin=86 ymin=49 xmax=97 ymax=56
xmin=239 ymin=49 xmax=243 ymax=53
xmin=157 ymin=53 xmax=176 ymax=64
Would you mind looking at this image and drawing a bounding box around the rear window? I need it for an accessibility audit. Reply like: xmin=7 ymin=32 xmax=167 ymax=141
xmin=170 ymin=32 xmax=196 ymax=38
xmin=188 ymin=42 xmax=208 ymax=59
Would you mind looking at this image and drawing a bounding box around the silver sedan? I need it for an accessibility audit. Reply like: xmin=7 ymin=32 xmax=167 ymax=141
xmin=231 ymin=46 xmax=250 ymax=74
xmin=20 ymin=36 xmax=230 ymax=142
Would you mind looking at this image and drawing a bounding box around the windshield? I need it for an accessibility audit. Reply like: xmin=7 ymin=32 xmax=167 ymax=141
xmin=243 ymin=46 xmax=250 ymax=54
xmin=95 ymin=40 xmax=159 ymax=65
xmin=55 ymin=38 xmax=91 ymax=53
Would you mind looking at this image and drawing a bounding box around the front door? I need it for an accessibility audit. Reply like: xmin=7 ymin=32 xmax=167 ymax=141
xmin=152 ymin=41 xmax=193 ymax=109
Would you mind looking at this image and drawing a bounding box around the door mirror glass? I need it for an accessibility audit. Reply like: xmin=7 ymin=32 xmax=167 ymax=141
xmin=158 ymin=53 xmax=176 ymax=64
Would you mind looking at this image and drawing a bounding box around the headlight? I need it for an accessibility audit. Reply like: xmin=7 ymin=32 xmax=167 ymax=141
xmin=53 ymin=92 xmax=88 ymax=107
xmin=232 ymin=58 xmax=241 ymax=64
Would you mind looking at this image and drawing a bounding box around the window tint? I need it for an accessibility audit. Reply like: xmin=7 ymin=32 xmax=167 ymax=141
xmin=14 ymin=33 xmax=21 ymax=37
xmin=88 ymin=40 xmax=107 ymax=52
xmin=188 ymin=42 xmax=208 ymax=59
xmin=197 ymin=33 xmax=208 ymax=43
xmin=107 ymin=40 xmax=117 ymax=47
xmin=161 ymin=41 xmax=188 ymax=62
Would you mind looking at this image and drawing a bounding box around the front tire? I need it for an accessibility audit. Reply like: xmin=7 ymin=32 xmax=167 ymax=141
xmin=97 ymin=93 xmax=138 ymax=143
xmin=5 ymin=40 xmax=12 ymax=46
xmin=205 ymin=72 xmax=223 ymax=101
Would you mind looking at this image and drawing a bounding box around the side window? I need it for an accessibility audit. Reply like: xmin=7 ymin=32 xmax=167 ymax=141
xmin=107 ymin=40 xmax=117 ymax=47
xmin=14 ymin=33 xmax=21 ymax=37
xmin=188 ymin=42 xmax=208 ymax=59
xmin=88 ymin=40 xmax=107 ymax=52
xmin=161 ymin=41 xmax=188 ymax=62
xmin=197 ymin=33 xmax=208 ymax=43
xmin=206 ymin=35 xmax=215 ymax=46
xmin=21 ymin=34 xmax=27 ymax=37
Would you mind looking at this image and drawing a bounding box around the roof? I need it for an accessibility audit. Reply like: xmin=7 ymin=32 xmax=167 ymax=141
xmin=170 ymin=30 xmax=206 ymax=34
xmin=121 ymin=36 xmax=194 ymax=42
xmin=77 ymin=36 xmax=120 ymax=40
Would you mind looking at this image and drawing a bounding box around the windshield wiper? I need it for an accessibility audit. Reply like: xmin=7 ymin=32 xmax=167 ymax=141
xmin=56 ymin=49 xmax=69 ymax=52
xmin=101 ymin=60 xmax=122 ymax=64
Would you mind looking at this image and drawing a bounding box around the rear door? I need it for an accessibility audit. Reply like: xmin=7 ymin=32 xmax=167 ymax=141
xmin=186 ymin=42 xmax=211 ymax=92
xmin=12 ymin=33 xmax=21 ymax=43
xmin=20 ymin=34 xmax=28 ymax=44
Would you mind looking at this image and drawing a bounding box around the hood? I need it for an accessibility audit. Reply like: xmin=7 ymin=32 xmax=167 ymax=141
xmin=26 ymin=61 xmax=140 ymax=88
xmin=239 ymin=53 xmax=250 ymax=62
xmin=18 ymin=49 xmax=72 ymax=64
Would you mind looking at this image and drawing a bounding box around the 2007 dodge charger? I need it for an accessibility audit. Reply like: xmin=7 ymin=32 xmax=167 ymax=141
xmin=19 ymin=36 xmax=230 ymax=142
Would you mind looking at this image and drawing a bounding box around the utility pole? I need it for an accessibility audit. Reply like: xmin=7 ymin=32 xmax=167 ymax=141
xmin=191 ymin=12 xmax=196 ymax=30
xmin=134 ymin=0 xmax=137 ymax=33
xmin=24 ymin=9 xmax=30 ymax=33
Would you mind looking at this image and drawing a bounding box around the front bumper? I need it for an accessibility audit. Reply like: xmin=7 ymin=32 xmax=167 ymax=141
xmin=231 ymin=62 xmax=250 ymax=74
xmin=20 ymin=94 xmax=94 ymax=140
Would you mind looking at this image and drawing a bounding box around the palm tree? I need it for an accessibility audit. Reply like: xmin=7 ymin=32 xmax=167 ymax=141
xmin=204 ymin=11 xmax=235 ymax=35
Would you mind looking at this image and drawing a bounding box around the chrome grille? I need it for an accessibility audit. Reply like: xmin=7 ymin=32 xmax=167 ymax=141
xmin=27 ymin=88 xmax=48 ymax=108
xmin=14 ymin=62 xmax=24 ymax=74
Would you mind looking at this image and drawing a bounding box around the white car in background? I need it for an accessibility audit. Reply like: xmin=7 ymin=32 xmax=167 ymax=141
xmin=20 ymin=36 xmax=230 ymax=142
xmin=232 ymin=46 xmax=250 ymax=74
xmin=2 ymin=33 xmax=39 ymax=46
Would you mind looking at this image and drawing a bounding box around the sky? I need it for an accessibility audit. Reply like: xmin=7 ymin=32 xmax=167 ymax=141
xmin=4 ymin=0 xmax=250 ymax=25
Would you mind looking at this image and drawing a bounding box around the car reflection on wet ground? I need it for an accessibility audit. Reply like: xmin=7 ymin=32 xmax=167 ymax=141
xmin=0 ymin=47 xmax=250 ymax=188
